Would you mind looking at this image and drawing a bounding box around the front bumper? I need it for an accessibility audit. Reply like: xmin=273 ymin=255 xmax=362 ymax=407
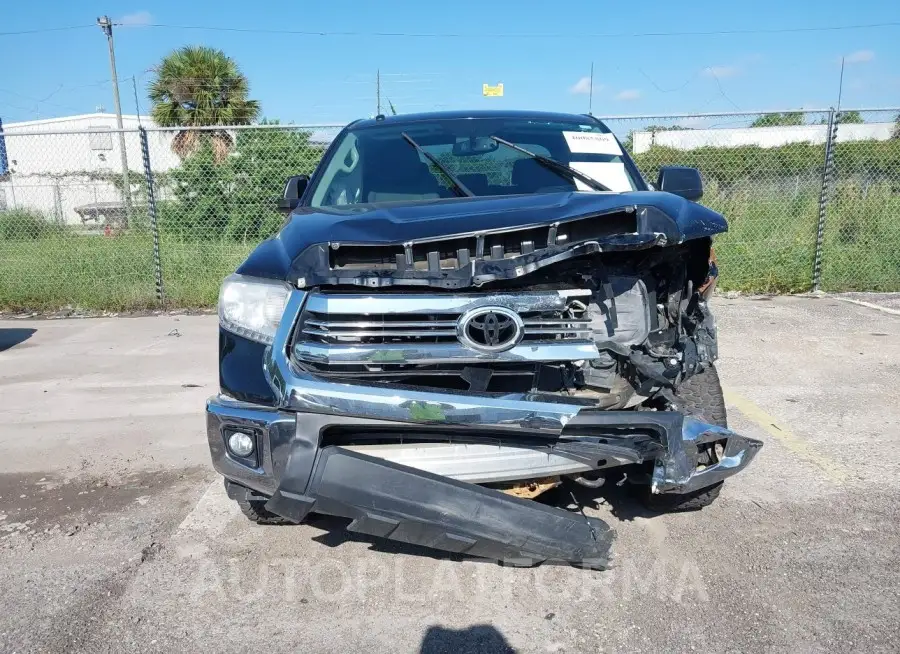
xmin=206 ymin=292 xmax=762 ymax=566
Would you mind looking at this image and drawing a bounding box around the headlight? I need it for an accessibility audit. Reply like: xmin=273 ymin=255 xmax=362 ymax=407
xmin=218 ymin=274 xmax=292 ymax=345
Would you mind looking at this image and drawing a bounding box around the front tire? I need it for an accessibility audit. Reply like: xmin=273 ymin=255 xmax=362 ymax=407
xmin=676 ymin=364 xmax=727 ymax=427
xmin=236 ymin=498 xmax=289 ymax=525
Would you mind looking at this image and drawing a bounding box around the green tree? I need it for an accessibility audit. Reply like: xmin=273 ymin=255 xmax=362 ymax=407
xmin=819 ymin=110 xmax=864 ymax=125
xmin=148 ymin=46 xmax=261 ymax=160
xmin=836 ymin=110 xmax=864 ymax=124
xmin=751 ymin=112 xmax=805 ymax=127
xmin=644 ymin=124 xmax=692 ymax=132
xmin=159 ymin=124 xmax=326 ymax=241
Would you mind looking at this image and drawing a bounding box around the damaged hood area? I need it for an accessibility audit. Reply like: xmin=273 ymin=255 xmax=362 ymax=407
xmin=237 ymin=191 xmax=728 ymax=288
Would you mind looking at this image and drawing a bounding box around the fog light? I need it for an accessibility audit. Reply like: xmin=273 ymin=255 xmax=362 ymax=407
xmin=227 ymin=431 xmax=255 ymax=458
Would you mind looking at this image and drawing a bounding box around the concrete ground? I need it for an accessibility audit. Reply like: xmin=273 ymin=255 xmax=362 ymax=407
xmin=1 ymin=295 xmax=898 ymax=653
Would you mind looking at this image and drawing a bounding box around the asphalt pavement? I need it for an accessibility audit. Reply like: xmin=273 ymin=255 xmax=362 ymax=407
xmin=1 ymin=295 xmax=898 ymax=653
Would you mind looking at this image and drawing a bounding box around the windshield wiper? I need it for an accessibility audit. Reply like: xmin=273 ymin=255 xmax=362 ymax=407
xmin=400 ymin=132 xmax=474 ymax=198
xmin=488 ymin=135 xmax=612 ymax=192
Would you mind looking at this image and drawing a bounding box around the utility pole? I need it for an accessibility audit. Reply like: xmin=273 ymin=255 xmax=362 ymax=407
xmin=588 ymin=62 xmax=594 ymax=115
xmin=97 ymin=16 xmax=132 ymax=219
xmin=836 ymin=56 xmax=845 ymax=115
xmin=132 ymin=76 xmax=142 ymax=127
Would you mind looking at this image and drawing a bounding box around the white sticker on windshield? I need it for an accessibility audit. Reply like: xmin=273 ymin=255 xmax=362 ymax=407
xmin=563 ymin=131 xmax=623 ymax=155
xmin=569 ymin=162 xmax=632 ymax=193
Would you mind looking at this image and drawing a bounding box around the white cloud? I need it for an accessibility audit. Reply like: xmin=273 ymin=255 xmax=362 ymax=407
xmin=117 ymin=11 xmax=153 ymax=26
xmin=843 ymin=50 xmax=875 ymax=64
xmin=702 ymin=65 xmax=741 ymax=79
xmin=615 ymin=89 xmax=641 ymax=101
xmin=569 ymin=77 xmax=593 ymax=94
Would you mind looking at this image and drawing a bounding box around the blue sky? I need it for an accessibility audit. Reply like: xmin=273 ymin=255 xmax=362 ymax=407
xmin=1 ymin=0 xmax=898 ymax=125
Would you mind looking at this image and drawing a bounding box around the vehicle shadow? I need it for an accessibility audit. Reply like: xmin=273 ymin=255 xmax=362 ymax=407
xmin=419 ymin=624 xmax=516 ymax=654
xmin=0 ymin=328 xmax=36 ymax=353
xmin=538 ymin=477 xmax=666 ymax=523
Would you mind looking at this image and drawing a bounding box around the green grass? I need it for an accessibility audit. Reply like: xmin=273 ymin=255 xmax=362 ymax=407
xmin=0 ymin=234 xmax=252 ymax=311
xmin=705 ymin=183 xmax=900 ymax=293
xmin=0 ymin=234 xmax=157 ymax=311
xmin=1 ymin=184 xmax=899 ymax=311
xmin=709 ymin=189 xmax=820 ymax=293
xmin=160 ymin=240 xmax=255 ymax=307
xmin=817 ymin=184 xmax=900 ymax=291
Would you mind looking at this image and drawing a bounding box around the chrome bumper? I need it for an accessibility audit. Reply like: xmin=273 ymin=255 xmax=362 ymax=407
xmin=209 ymin=289 xmax=761 ymax=496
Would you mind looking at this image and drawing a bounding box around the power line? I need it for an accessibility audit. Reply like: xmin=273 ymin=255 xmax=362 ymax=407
xmin=0 ymin=87 xmax=85 ymax=114
xmin=639 ymin=68 xmax=701 ymax=93
xmin=708 ymin=70 xmax=741 ymax=111
xmin=0 ymin=25 xmax=93 ymax=36
xmin=131 ymin=20 xmax=900 ymax=39
xmin=2 ymin=19 xmax=898 ymax=40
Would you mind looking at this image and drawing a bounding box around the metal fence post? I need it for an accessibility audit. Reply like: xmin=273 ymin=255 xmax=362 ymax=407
xmin=812 ymin=108 xmax=837 ymax=292
xmin=138 ymin=126 xmax=165 ymax=305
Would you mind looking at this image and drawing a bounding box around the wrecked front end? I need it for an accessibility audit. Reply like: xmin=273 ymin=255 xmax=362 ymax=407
xmin=208 ymin=195 xmax=761 ymax=567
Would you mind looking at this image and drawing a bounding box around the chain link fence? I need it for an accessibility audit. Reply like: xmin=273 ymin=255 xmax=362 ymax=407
xmin=0 ymin=127 xmax=157 ymax=309
xmin=0 ymin=110 xmax=898 ymax=311
xmin=0 ymin=123 xmax=340 ymax=310
xmin=602 ymin=108 xmax=900 ymax=293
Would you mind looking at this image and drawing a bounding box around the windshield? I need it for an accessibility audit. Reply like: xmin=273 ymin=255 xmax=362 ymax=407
xmin=308 ymin=117 xmax=643 ymax=207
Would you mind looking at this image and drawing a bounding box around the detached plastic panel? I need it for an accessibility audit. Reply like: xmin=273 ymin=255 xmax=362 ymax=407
xmin=266 ymin=446 xmax=613 ymax=567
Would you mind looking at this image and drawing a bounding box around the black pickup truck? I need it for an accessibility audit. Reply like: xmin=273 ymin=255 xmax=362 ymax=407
xmin=207 ymin=109 xmax=761 ymax=567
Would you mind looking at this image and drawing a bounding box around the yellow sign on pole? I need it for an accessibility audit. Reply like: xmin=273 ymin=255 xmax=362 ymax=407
xmin=482 ymin=83 xmax=504 ymax=97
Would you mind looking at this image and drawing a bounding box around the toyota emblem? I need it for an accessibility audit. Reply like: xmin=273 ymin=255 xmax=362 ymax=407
xmin=457 ymin=306 xmax=524 ymax=353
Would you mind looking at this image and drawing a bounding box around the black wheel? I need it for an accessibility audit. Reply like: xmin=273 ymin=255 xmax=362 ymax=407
xmin=641 ymin=479 xmax=723 ymax=511
xmin=236 ymin=498 xmax=289 ymax=525
xmin=676 ymin=364 xmax=727 ymax=427
xmin=639 ymin=365 xmax=727 ymax=511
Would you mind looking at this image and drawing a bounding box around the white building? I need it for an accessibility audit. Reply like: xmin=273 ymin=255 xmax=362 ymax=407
xmin=0 ymin=113 xmax=180 ymax=225
xmin=632 ymin=122 xmax=896 ymax=153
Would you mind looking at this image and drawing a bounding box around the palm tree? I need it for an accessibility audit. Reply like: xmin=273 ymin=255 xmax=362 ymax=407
xmin=149 ymin=46 xmax=260 ymax=161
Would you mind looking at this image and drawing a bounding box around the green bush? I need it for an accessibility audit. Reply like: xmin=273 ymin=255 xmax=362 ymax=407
xmin=157 ymin=126 xmax=326 ymax=242
xmin=0 ymin=209 xmax=68 ymax=240
xmin=632 ymin=139 xmax=900 ymax=185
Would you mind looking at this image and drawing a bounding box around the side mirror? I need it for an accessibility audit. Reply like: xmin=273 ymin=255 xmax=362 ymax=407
xmin=277 ymin=175 xmax=310 ymax=213
xmin=657 ymin=166 xmax=703 ymax=201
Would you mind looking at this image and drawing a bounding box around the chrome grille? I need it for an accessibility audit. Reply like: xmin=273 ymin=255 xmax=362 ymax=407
xmin=292 ymin=290 xmax=600 ymax=370
xmin=300 ymin=315 xmax=593 ymax=344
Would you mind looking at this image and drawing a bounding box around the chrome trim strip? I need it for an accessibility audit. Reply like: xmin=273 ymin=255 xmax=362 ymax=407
xmin=523 ymin=328 xmax=593 ymax=335
xmin=303 ymin=289 xmax=592 ymax=316
xmin=522 ymin=319 xmax=591 ymax=326
xmin=306 ymin=320 xmax=590 ymax=328
xmin=303 ymin=327 xmax=458 ymax=338
xmin=305 ymin=319 xmax=459 ymax=329
xmin=293 ymin=340 xmax=601 ymax=365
